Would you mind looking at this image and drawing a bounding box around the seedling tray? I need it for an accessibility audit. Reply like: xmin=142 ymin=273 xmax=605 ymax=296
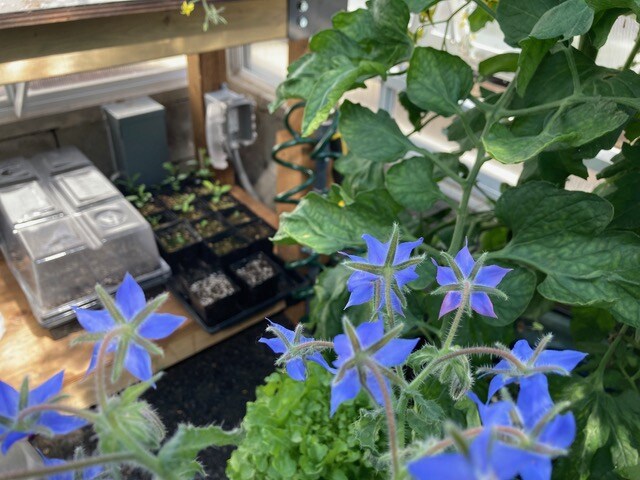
xmin=168 ymin=252 xmax=308 ymax=334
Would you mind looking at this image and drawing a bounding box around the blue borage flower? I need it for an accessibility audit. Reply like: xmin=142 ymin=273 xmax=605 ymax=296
xmin=74 ymin=273 xmax=186 ymax=383
xmin=432 ymin=242 xmax=511 ymax=318
xmin=471 ymin=375 xmax=576 ymax=480
xmin=342 ymin=225 xmax=424 ymax=317
xmin=330 ymin=318 xmax=418 ymax=416
xmin=41 ymin=454 xmax=102 ymax=480
xmin=259 ymin=320 xmax=334 ymax=381
xmin=0 ymin=372 xmax=86 ymax=454
xmin=407 ymin=428 xmax=532 ymax=480
xmin=485 ymin=337 xmax=587 ymax=400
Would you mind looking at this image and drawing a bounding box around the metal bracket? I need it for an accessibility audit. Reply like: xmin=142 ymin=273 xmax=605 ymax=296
xmin=288 ymin=0 xmax=349 ymax=40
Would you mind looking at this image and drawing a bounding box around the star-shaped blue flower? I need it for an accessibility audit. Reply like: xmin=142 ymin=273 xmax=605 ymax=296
xmin=74 ymin=273 xmax=186 ymax=383
xmin=407 ymin=428 xmax=532 ymax=480
xmin=342 ymin=226 xmax=423 ymax=316
xmin=0 ymin=372 xmax=86 ymax=454
xmin=486 ymin=339 xmax=587 ymax=400
xmin=433 ymin=243 xmax=511 ymax=318
xmin=259 ymin=320 xmax=334 ymax=381
xmin=331 ymin=319 xmax=418 ymax=415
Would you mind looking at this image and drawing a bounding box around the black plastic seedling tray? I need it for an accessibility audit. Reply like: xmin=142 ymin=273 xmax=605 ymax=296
xmin=168 ymin=252 xmax=308 ymax=334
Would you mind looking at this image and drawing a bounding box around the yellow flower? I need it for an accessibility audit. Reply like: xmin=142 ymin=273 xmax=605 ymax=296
xmin=181 ymin=1 xmax=195 ymax=16
xmin=338 ymin=200 xmax=346 ymax=208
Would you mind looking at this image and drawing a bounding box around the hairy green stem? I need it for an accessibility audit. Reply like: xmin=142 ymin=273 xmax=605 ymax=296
xmin=366 ymin=361 xmax=400 ymax=480
xmin=384 ymin=279 xmax=396 ymax=328
xmin=0 ymin=452 xmax=135 ymax=480
xmin=563 ymin=46 xmax=581 ymax=93
xmin=442 ymin=284 xmax=471 ymax=350
xmin=16 ymin=403 xmax=96 ymax=424
xmin=95 ymin=329 xmax=123 ymax=411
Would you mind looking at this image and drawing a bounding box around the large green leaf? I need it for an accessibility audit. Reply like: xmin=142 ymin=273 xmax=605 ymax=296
xmin=519 ymin=150 xmax=588 ymax=187
xmin=407 ymin=47 xmax=474 ymax=117
xmin=334 ymin=152 xmax=386 ymax=196
xmin=492 ymin=182 xmax=640 ymax=327
xmin=339 ymin=101 xmax=414 ymax=162
xmin=273 ymin=188 xmax=402 ymax=254
xmin=496 ymin=0 xmax=561 ymax=46
xmin=385 ymin=156 xmax=445 ymax=211
xmin=530 ymin=0 xmax=595 ymax=40
xmin=483 ymin=100 xmax=629 ymax=163
xmin=586 ymin=0 xmax=640 ymax=15
xmin=516 ymin=38 xmax=556 ymax=95
xmin=309 ymin=30 xmax=367 ymax=60
xmin=403 ymin=0 xmax=440 ymax=13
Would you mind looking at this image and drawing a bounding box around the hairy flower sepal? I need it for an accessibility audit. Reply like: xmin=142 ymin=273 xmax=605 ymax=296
xmin=330 ymin=317 xmax=418 ymax=416
xmin=73 ymin=273 xmax=186 ymax=384
xmin=259 ymin=320 xmax=334 ymax=381
xmin=342 ymin=224 xmax=424 ymax=323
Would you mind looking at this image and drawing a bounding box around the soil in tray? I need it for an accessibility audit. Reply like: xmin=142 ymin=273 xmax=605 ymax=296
xmin=138 ymin=199 xmax=164 ymax=217
xmin=193 ymin=217 xmax=228 ymax=239
xmin=188 ymin=271 xmax=240 ymax=322
xmin=158 ymin=192 xmax=192 ymax=209
xmin=202 ymin=194 xmax=239 ymax=212
xmin=230 ymin=252 xmax=280 ymax=303
xmin=207 ymin=235 xmax=249 ymax=258
xmin=157 ymin=222 xmax=199 ymax=254
xmin=237 ymin=221 xmax=274 ymax=243
xmin=173 ymin=204 xmax=207 ymax=222
xmin=224 ymin=209 xmax=253 ymax=226
xmin=145 ymin=210 xmax=176 ymax=231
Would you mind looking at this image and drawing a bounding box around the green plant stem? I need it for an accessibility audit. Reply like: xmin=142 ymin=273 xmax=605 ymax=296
xmin=563 ymin=46 xmax=581 ymax=93
xmin=442 ymin=286 xmax=471 ymax=350
xmin=0 ymin=452 xmax=136 ymax=480
xmin=471 ymin=0 xmax=496 ymax=18
xmin=366 ymin=361 xmax=400 ymax=480
xmin=594 ymin=324 xmax=629 ymax=385
xmin=107 ymin=417 xmax=166 ymax=477
xmin=408 ymin=113 xmax=439 ymax=135
xmin=384 ymin=279 xmax=396 ymax=328
xmin=16 ymin=403 xmax=97 ymax=424
xmin=95 ymin=329 xmax=123 ymax=411
xmin=442 ymin=2 xmax=471 ymax=50
xmin=624 ymin=31 xmax=640 ymax=70
xmin=416 ymin=147 xmax=464 ymax=185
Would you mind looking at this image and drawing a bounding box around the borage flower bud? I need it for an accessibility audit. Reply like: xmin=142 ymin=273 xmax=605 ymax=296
xmin=259 ymin=320 xmax=334 ymax=381
xmin=330 ymin=317 xmax=418 ymax=415
xmin=432 ymin=242 xmax=511 ymax=318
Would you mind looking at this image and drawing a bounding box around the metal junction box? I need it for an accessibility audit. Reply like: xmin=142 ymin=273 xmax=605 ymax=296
xmin=288 ymin=0 xmax=349 ymax=40
xmin=102 ymin=97 xmax=169 ymax=186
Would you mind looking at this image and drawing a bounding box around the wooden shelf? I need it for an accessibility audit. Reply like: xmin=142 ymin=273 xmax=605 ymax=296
xmin=0 ymin=186 xmax=283 ymax=408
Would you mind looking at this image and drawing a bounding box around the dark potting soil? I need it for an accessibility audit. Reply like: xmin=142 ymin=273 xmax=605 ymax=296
xmin=208 ymin=236 xmax=248 ymax=257
xmin=190 ymin=273 xmax=237 ymax=306
xmin=234 ymin=254 xmax=276 ymax=288
xmin=33 ymin=315 xmax=288 ymax=479
xmin=193 ymin=218 xmax=227 ymax=239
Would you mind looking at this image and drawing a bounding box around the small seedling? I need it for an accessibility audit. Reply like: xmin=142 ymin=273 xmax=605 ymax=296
xmin=172 ymin=193 xmax=197 ymax=214
xmin=126 ymin=183 xmax=153 ymax=209
xmin=161 ymin=162 xmax=189 ymax=192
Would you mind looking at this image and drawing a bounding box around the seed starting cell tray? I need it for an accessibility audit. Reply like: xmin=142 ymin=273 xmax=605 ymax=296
xmin=167 ymin=252 xmax=308 ymax=334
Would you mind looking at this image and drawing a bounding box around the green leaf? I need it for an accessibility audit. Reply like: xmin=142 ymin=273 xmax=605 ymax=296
xmin=398 ymin=91 xmax=427 ymax=130
xmin=334 ymin=152 xmax=386 ymax=196
xmin=404 ymin=0 xmax=440 ymax=13
xmin=308 ymin=265 xmax=371 ymax=339
xmin=385 ymin=156 xmax=445 ymax=211
xmin=597 ymin=171 xmax=640 ymax=230
xmin=478 ymin=53 xmax=519 ymax=77
xmin=309 ymin=30 xmax=367 ymax=60
xmin=492 ymin=182 xmax=640 ymax=327
xmin=301 ymin=61 xmax=363 ymax=136
xmin=519 ymin=150 xmax=588 ymax=187
xmin=586 ymin=0 xmax=640 ymax=16
xmin=496 ymin=0 xmax=561 ymax=46
xmin=339 ymin=101 xmax=414 ymax=162
xmin=517 ymin=38 xmax=556 ymax=95
xmin=407 ymin=47 xmax=474 ymax=117
xmin=158 ymin=425 xmax=244 ymax=479
xmin=273 ymin=188 xmax=402 ymax=254
xmin=530 ymin=0 xmax=595 ymax=40
xmin=587 ymin=8 xmax=626 ymax=48
xmin=483 ymin=100 xmax=629 ymax=163
xmin=471 ymin=265 xmax=537 ymax=326
xmin=468 ymin=5 xmax=495 ymax=32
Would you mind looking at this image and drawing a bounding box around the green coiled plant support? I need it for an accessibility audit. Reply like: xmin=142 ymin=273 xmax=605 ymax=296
xmin=271 ymin=101 xmax=340 ymax=299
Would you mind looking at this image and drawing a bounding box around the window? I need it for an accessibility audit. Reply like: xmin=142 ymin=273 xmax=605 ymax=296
xmin=0 ymin=56 xmax=187 ymax=124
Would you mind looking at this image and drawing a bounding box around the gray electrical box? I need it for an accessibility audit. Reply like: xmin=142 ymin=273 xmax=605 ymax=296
xmin=288 ymin=0 xmax=349 ymax=40
xmin=102 ymin=97 xmax=169 ymax=186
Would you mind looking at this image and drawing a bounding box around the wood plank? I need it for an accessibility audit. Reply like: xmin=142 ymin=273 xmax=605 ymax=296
xmin=0 ymin=188 xmax=287 ymax=408
xmin=187 ymin=50 xmax=235 ymax=185
xmin=0 ymin=0 xmax=287 ymax=84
